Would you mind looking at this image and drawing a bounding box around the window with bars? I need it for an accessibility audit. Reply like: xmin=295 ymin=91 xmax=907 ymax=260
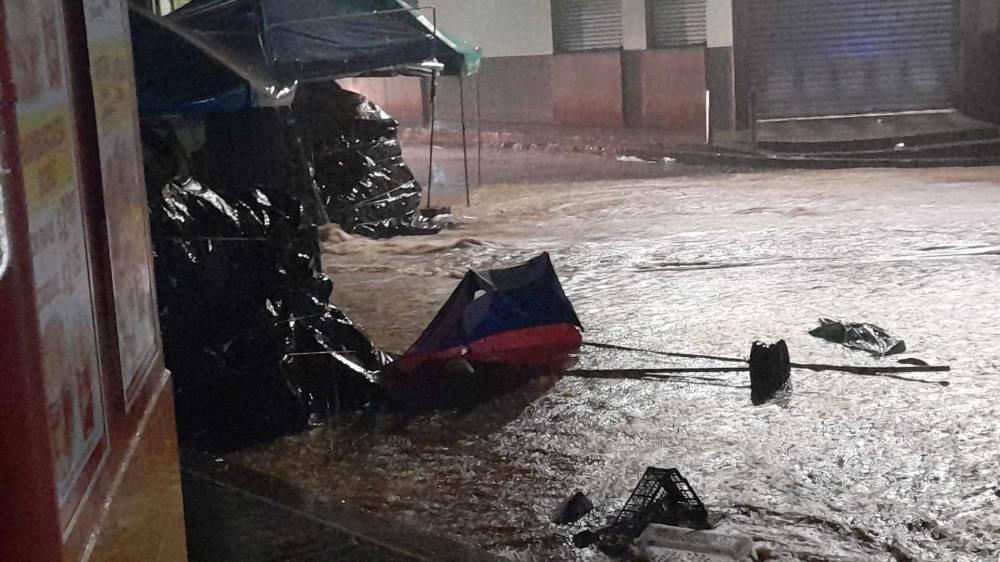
xmin=647 ymin=0 xmax=706 ymax=49
xmin=551 ymin=0 xmax=623 ymax=53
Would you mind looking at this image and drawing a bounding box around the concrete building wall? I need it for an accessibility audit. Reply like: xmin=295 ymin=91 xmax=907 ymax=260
xmin=959 ymin=0 xmax=1000 ymax=123
xmin=343 ymin=0 xmax=719 ymax=135
xmin=552 ymin=52 xmax=624 ymax=126
xmin=337 ymin=76 xmax=426 ymax=125
xmin=430 ymin=0 xmax=554 ymax=58
xmin=636 ymin=48 xmax=707 ymax=132
xmin=706 ymin=0 xmax=733 ymax=48
xmin=705 ymin=0 xmax=735 ymax=129
xmin=434 ymin=56 xmax=556 ymax=125
xmin=622 ymin=0 xmax=648 ymax=50
xmin=339 ymin=1 xmax=556 ymax=127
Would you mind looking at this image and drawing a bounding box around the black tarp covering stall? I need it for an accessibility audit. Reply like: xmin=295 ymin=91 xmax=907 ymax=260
xmin=128 ymin=2 xmax=482 ymax=450
xmin=293 ymin=82 xmax=437 ymax=237
xmin=142 ymin=121 xmax=390 ymax=452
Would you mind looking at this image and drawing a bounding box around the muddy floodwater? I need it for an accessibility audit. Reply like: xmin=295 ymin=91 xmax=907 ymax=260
xmin=230 ymin=153 xmax=1000 ymax=561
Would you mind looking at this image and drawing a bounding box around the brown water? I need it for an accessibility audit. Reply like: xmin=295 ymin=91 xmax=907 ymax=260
xmin=232 ymin=155 xmax=1000 ymax=561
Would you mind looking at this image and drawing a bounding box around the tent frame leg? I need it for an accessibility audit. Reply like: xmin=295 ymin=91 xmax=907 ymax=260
xmin=459 ymin=74 xmax=471 ymax=207
xmin=476 ymin=71 xmax=482 ymax=190
xmin=426 ymin=71 xmax=437 ymax=210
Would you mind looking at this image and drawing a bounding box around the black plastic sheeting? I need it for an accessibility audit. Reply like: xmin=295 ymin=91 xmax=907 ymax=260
xmin=294 ymin=82 xmax=439 ymax=238
xmin=200 ymin=107 xmax=328 ymax=228
xmin=141 ymin=121 xmax=390 ymax=452
xmin=809 ymin=318 xmax=907 ymax=357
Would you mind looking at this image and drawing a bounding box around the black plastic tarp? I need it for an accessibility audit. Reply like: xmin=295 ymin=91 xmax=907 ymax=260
xmin=169 ymin=0 xmax=480 ymax=81
xmin=809 ymin=318 xmax=907 ymax=357
xmin=293 ymin=82 xmax=437 ymax=237
xmin=142 ymin=120 xmax=389 ymax=452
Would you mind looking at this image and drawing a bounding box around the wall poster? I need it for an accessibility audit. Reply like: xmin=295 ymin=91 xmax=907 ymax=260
xmin=5 ymin=0 xmax=109 ymax=533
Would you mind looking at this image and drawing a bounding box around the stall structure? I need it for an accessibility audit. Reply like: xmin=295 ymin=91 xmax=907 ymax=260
xmin=162 ymin=0 xmax=481 ymax=205
xmin=122 ymin=3 xmax=480 ymax=452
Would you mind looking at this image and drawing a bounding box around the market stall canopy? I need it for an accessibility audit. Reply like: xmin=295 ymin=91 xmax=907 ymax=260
xmin=129 ymin=5 xmax=293 ymax=116
xmin=168 ymin=0 xmax=481 ymax=80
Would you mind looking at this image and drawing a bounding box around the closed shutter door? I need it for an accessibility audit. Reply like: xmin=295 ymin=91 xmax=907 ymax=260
xmin=552 ymin=0 xmax=623 ymax=53
xmin=648 ymin=0 xmax=706 ymax=49
xmin=749 ymin=0 xmax=958 ymax=119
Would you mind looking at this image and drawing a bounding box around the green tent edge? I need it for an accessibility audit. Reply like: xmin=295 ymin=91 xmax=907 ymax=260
xmin=396 ymin=0 xmax=481 ymax=76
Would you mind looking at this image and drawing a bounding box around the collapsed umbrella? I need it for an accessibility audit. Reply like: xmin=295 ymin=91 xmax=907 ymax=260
xmin=383 ymin=253 xmax=582 ymax=406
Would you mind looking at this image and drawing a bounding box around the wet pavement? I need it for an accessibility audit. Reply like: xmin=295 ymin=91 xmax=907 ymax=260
xmin=182 ymin=452 xmax=502 ymax=562
xmin=229 ymin=151 xmax=1000 ymax=561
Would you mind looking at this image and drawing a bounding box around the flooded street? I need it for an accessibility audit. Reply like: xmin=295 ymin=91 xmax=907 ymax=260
xmin=231 ymin=151 xmax=1000 ymax=561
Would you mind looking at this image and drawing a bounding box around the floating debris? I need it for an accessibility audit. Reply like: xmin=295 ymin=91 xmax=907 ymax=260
xmin=383 ymin=253 xmax=582 ymax=408
xmin=551 ymin=491 xmax=594 ymax=525
xmin=749 ymin=340 xmax=791 ymax=405
xmin=637 ymin=524 xmax=753 ymax=561
xmin=809 ymin=318 xmax=906 ymax=357
xmin=576 ymin=467 xmax=709 ymax=556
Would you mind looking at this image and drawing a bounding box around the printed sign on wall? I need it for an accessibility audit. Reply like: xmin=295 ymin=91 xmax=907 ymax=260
xmin=84 ymin=0 xmax=161 ymax=405
xmin=5 ymin=0 xmax=109 ymax=532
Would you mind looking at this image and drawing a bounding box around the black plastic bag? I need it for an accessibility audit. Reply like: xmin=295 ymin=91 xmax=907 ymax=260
xmin=142 ymin=121 xmax=388 ymax=453
xmin=809 ymin=318 xmax=906 ymax=357
xmin=293 ymin=82 xmax=439 ymax=238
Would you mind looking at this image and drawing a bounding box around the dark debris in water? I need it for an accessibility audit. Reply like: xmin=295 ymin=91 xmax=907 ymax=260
xmin=809 ymin=317 xmax=906 ymax=357
xmin=550 ymin=491 xmax=594 ymax=525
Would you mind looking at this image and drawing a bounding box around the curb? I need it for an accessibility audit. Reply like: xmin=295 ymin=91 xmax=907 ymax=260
xmin=400 ymin=127 xmax=1000 ymax=170
xmin=399 ymin=126 xmax=691 ymax=159
xmin=663 ymin=148 xmax=1000 ymax=170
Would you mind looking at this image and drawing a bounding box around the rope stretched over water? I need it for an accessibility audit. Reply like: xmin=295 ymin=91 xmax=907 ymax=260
xmin=581 ymin=341 xmax=748 ymax=363
xmin=580 ymin=341 xmax=952 ymax=386
xmin=565 ymin=369 xmax=751 ymax=389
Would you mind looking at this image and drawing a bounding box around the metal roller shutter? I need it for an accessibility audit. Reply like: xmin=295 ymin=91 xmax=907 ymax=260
xmin=551 ymin=0 xmax=623 ymax=53
xmin=648 ymin=0 xmax=706 ymax=49
xmin=748 ymin=0 xmax=959 ymax=119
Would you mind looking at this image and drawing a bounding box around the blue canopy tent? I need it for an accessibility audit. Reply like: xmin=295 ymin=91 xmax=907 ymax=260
xmin=167 ymin=0 xmax=480 ymax=80
xmin=131 ymin=0 xmax=479 ymax=116
xmin=166 ymin=0 xmax=482 ymax=205
xmin=128 ymin=5 xmax=290 ymax=116
xmin=131 ymin=0 xmax=481 ymax=203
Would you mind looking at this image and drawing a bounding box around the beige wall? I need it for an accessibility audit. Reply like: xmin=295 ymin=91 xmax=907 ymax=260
xmin=430 ymin=0 xmax=554 ymax=58
xmin=359 ymin=0 xmax=723 ymax=134
xmin=623 ymin=0 xmax=648 ymax=50
xmin=706 ymin=0 xmax=733 ymax=48
xmin=337 ymin=76 xmax=426 ymax=125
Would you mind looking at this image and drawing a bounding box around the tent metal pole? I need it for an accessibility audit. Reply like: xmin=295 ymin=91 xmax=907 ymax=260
xmin=459 ymin=74 xmax=471 ymax=207
xmin=286 ymin=111 xmax=329 ymax=226
xmin=427 ymin=71 xmax=437 ymax=209
xmin=476 ymin=69 xmax=482 ymax=189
